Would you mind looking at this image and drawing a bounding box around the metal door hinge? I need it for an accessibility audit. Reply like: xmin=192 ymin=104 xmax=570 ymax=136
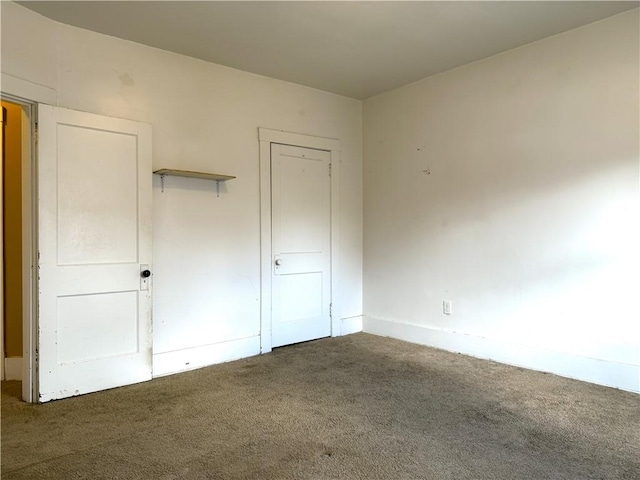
xmin=329 ymin=303 xmax=333 ymax=319
xmin=329 ymin=163 xmax=332 ymax=177
xmin=34 ymin=124 xmax=39 ymax=144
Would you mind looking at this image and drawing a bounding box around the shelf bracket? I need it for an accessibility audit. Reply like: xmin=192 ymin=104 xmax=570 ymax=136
xmin=216 ymin=180 xmax=220 ymax=198
xmin=160 ymin=174 xmax=166 ymax=193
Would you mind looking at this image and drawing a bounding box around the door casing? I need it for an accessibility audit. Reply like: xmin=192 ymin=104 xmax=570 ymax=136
xmin=258 ymin=128 xmax=341 ymax=353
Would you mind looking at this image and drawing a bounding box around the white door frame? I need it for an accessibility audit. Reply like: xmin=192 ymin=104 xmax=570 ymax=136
xmin=0 ymin=73 xmax=48 ymax=403
xmin=258 ymin=128 xmax=341 ymax=353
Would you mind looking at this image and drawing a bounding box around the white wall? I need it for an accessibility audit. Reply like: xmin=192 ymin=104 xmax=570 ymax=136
xmin=363 ymin=10 xmax=640 ymax=392
xmin=1 ymin=2 xmax=363 ymax=375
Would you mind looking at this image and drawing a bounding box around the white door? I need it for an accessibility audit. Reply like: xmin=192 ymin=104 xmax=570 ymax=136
xmin=271 ymin=143 xmax=331 ymax=347
xmin=37 ymin=105 xmax=152 ymax=402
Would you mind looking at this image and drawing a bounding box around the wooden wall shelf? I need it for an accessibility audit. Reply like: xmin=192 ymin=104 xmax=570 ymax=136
xmin=154 ymin=169 xmax=236 ymax=195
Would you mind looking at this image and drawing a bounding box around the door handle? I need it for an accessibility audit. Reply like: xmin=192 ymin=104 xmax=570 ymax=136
xmin=140 ymin=265 xmax=151 ymax=291
xmin=275 ymin=259 xmax=282 ymax=266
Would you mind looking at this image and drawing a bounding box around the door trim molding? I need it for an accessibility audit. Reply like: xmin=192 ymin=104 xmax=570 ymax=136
xmin=258 ymin=128 xmax=341 ymax=353
xmin=259 ymin=128 xmax=340 ymax=152
xmin=1 ymin=74 xmax=57 ymax=106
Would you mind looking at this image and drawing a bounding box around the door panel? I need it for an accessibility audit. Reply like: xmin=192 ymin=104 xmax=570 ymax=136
xmin=56 ymin=125 xmax=139 ymax=265
xmin=280 ymin=272 xmax=324 ymax=322
xmin=57 ymin=291 xmax=139 ymax=364
xmin=271 ymin=144 xmax=331 ymax=347
xmin=37 ymin=105 xmax=152 ymax=402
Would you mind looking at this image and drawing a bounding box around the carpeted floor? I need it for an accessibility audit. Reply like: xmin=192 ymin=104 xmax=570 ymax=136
xmin=1 ymin=333 xmax=639 ymax=479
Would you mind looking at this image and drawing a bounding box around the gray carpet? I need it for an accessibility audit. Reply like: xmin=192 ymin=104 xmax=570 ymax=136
xmin=1 ymin=333 xmax=639 ymax=479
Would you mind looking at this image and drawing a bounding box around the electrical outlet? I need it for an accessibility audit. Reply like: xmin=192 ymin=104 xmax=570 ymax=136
xmin=443 ymin=300 xmax=452 ymax=315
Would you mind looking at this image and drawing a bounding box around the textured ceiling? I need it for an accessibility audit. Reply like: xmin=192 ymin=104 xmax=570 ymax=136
xmin=18 ymin=1 xmax=640 ymax=99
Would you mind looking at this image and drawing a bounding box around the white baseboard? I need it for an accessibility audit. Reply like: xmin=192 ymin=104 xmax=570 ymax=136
xmin=363 ymin=316 xmax=640 ymax=393
xmin=153 ymin=336 xmax=261 ymax=378
xmin=4 ymin=357 xmax=23 ymax=381
xmin=340 ymin=315 xmax=363 ymax=336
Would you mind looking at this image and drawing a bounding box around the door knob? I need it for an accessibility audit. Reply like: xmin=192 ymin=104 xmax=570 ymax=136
xmin=275 ymin=259 xmax=282 ymax=266
xmin=141 ymin=269 xmax=151 ymax=278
